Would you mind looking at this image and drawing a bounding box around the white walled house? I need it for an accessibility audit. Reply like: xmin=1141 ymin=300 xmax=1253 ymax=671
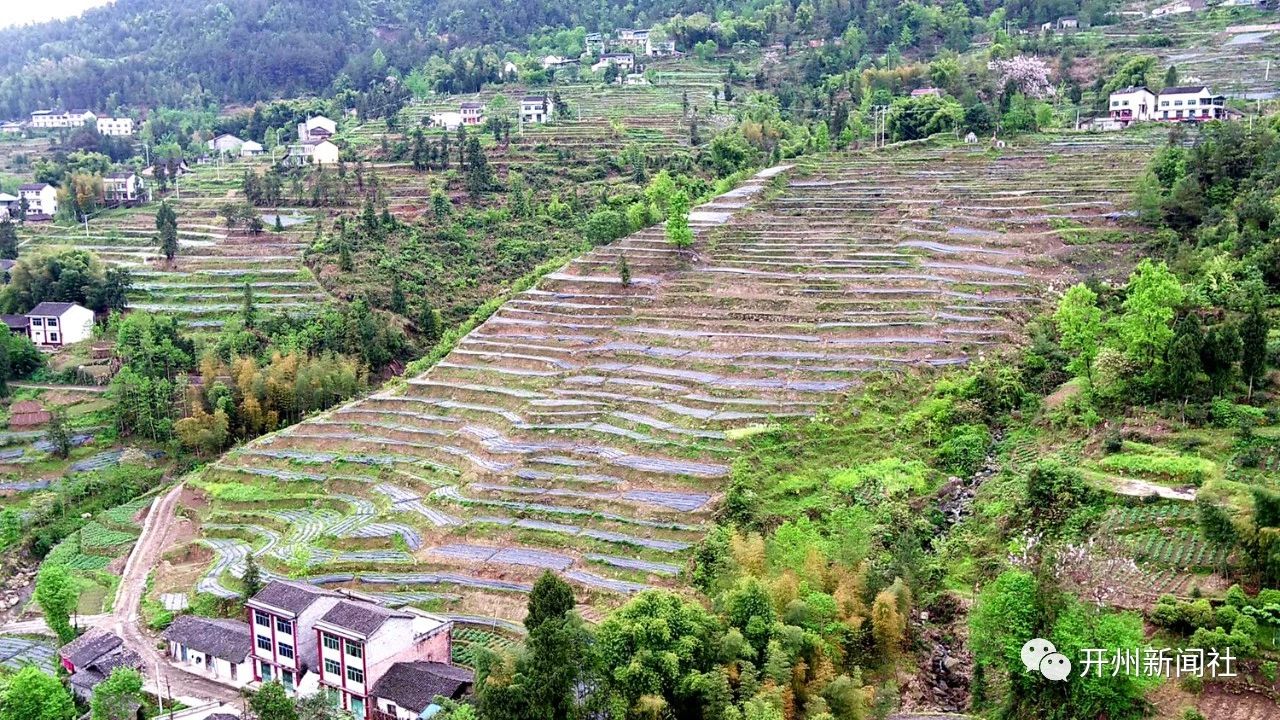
xmin=30 ymin=109 xmax=96 ymax=129
xmin=0 ymin=122 xmax=21 ymax=134
xmin=521 ymin=96 xmax=549 ymax=124
xmin=0 ymin=193 xmax=19 ymax=219
xmin=592 ymin=52 xmax=635 ymax=72
xmin=19 ymin=183 xmax=57 ymax=219
xmin=429 ymin=112 xmax=464 ymax=131
xmin=163 ymin=615 xmax=254 ymax=688
xmin=96 ymin=117 xmax=134 ymax=136
xmin=460 ymin=102 xmax=484 ymax=125
xmin=1158 ymin=85 xmax=1225 ymax=121
xmin=26 ymin=302 xmax=95 ymax=347
xmin=615 ymin=28 xmax=650 ymax=49
xmin=1109 ymin=86 xmax=1157 ymax=124
xmin=103 ymin=171 xmax=145 ymax=206
xmin=240 ymin=140 xmax=264 ymax=157
xmin=297 ymin=115 xmax=337 ymax=141
xmin=208 ymin=133 xmax=245 ymax=154
xmin=285 ymin=139 xmax=340 ymax=166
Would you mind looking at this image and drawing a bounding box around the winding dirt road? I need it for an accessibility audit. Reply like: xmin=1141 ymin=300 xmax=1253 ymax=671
xmin=112 ymin=483 xmax=242 ymax=704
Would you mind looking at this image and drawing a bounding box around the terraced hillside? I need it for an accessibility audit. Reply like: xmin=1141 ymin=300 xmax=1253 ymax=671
xmin=183 ymin=133 xmax=1158 ymax=623
xmin=1098 ymin=11 xmax=1280 ymax=99
xmin=16 ymin=164 xmax=328 ymax=329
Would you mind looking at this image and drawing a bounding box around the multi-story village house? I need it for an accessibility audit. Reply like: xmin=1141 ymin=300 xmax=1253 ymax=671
xmin=19 ymin=182 xmax=57 ymax=220
xmin=1157 ymin=85 xmax=1226 ymax=121
xmin=245 ymin=580 xmax=467 ymax=718
xmin=96 ymin=117 xmax=134 ymax=136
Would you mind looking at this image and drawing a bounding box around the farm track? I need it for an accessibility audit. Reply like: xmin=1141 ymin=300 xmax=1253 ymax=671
xmin=113 ymin=483 xmax=242 ymax=703
xmin=189 ymin=133 xmax=1159 ymax=622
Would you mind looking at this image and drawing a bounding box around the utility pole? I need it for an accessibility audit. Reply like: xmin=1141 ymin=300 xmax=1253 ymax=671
xmin=154 ymin=661 xmax=164 ymax=716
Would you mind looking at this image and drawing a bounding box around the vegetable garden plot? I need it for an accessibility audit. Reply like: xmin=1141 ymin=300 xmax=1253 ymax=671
xmin=192 ymin=137 xmax=1160 ymax=617
xmin=0 ymin=637 xmax=57 ymax=671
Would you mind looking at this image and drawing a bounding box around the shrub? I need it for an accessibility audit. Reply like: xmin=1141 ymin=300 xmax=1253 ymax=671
xmin=1024 ymin=461 xmax=1089 ymax=529
xmin=935 ymin=424 xmax=990 ymax=475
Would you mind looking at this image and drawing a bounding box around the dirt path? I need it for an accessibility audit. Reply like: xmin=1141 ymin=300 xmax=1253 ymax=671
xmin=113 ymin=483 xmax=241 ymax=704
xmin=0 ymin=614 xmax=110 ymax=635
xmin=9 ymin=382 xmax=109 ymax=394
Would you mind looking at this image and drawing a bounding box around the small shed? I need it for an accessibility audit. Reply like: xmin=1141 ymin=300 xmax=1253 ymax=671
xmin=9 ymin=400 xmax=51 ymax=428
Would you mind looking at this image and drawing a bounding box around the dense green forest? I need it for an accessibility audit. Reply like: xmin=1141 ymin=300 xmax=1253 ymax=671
xmin=0 ymin=0 xmax=1103 ymax=117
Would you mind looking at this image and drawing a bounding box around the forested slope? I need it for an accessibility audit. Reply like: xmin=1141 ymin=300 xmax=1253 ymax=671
xmin=0 ymin=0 xmax=1100 ymax=117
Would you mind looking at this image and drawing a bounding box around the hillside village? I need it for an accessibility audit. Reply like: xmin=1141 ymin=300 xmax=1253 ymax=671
xmin=0 ymin=1 xmax=1277 ymax=720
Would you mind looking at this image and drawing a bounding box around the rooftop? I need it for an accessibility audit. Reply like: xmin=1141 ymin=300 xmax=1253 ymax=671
xmin=371 ymin=661 xmax=474 ymax=710
xmin=319 ymin=599 xmax=407 ymax=637
xmin=60 ymin=629 xmax=123 ymax=669
xmin=249 ymin=579 xmax=334 ymax=615
xmin=29 ymin=301 xmax=84 ymax=317
xmin=163 ymin=615 xmax=252 ymax=662
xmin=1161 ymin=85 xmax=1210 ymax=95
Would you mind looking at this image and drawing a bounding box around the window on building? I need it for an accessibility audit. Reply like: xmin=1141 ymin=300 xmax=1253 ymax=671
xmin=345 ymin=641 xmax=363 ymax=659
xmin=276 ymin=618 xmax=293 ymax=635
xmin=47 ymin=317 xmax=57 ymax=327
xmin=278 ymin=643 xmax=294 ymax=659
xmin=282 ymin=670 xmax=295 ymax=690
xmin=255 ymin=611 xmax=270 ymax=627
xmin=257 ymin=635 xmax=272 ymax=652
xmin=31 ymin=318 xmax=42 ymax=326
xmin=350 ymin=696 xmax=364 ymax=719
xmin=323 ymin=634 xmax=341 ymax=651
xmin=347 ymin=666 xmax=364 ymax=684
xmin=49 ymin=334 xmax=59 ymax=343
xmin=325 ymin=659 xmax=341 ymax=675
xmin=260 ymin=661 xmax=273 ymax=681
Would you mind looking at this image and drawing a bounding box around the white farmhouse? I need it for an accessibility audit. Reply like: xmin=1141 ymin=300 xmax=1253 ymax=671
xmin=26 ymin=302 xmax=95 ymax=347
xmin=0 ymin=193 xmax=19 ymax=219
xmin=96 ymin=117 xmax=134 ymax=136
xmin=460 ymin=102 xmax=484 ymax=125
xmin=521 ymin=95 xmax=549 ymax=124
xmin=541 ymin=55 xmax=575 ymax=70
xmin=0 ymin=122 xmax=23 ymax=134
xmin=208 ymin=133 xmax=245 ymax=154
xmin=285 ymin=138 xmax=339 ymax=166
xmin=163 ymin=615 xmax=254 ymax=688
xmin=592 ymin=52 xmax=635 ymax=72
xmin=29 ymin=109 xmax=96 ymax=129
xmin=297 ymin=115 xmax=337 ymax=141
xmin=240 ymin=140 xmax=264 ymax=157
xmin=103 ymin=171 xmax=145 ymax=206
xmin=1108 ymin=86 xmax=1157 ymax=124
xmin=615 ymin=28 xmax=650 ymax=50
xmin=429 ymin=111 xmax=464 ymax=131
xmin=1157 ymin=85 xmax=1225 ymax=121
xmin=19 ymin=182 xmax=57 ymax=219
xmin=1152 ymin=0 xmax=1205 ymax=16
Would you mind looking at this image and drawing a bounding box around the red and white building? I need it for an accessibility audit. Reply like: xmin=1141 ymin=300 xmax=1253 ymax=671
xmin=1108 ymin=86 xmax=1157 ymax=124
xmin=247 ymin=581 xmax=342 ymax=695
xmin=460 ymin=102 xmax=484 ymax=125
xmin=246 ymin=581 xmax=463 ymax=719
xmin=1157 ymin=85 xmax=1226 ymax=122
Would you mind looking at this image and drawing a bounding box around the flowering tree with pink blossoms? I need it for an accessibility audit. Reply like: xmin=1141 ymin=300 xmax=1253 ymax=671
xmin=989 ymin=55 xmax=1056 ymax=99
